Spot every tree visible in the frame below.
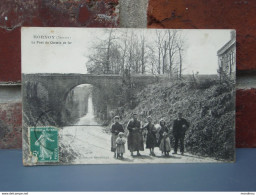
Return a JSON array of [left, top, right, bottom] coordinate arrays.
[[176, 32, 185, 79], [162, 40, 168, 74], [154, 29, 184, 76], [167, 30, 178, 77], [155, 29, 164, 75], [86, 29, 120, 74], [105, 28, 115, 74], [86, 29, 185, 77], [147, 45, 158, 74], [119, 29, 128, 75], [140, 33, 146, 74]]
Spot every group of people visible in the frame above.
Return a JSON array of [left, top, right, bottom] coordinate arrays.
[[110, 112, 189, 159]]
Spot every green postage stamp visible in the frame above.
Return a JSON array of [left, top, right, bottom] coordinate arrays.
[[29, 126, 59, 163]]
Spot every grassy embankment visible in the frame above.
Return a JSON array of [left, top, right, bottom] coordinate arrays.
[[117, 75, 235, 161]]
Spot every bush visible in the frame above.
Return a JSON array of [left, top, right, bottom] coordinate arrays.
[[111, 77, 235, 161], [197, 78, 218, 89]]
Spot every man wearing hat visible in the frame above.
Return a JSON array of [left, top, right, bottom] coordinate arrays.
[[127, 113, 144, 156], [172, 112, 189, 155], [111, 116, 124, 158]]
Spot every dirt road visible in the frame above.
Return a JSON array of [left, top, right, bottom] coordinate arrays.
[[59, 98, 218, 164]]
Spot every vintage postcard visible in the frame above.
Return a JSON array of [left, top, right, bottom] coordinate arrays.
[[22, 27, 236, 165]]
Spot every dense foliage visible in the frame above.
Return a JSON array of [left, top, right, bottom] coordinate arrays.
[[116, 76, 235, 161]]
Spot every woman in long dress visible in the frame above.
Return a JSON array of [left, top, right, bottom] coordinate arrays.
[[158, 119, 171, 157], [142, 116, 157, 156], [127, 113, 144, 156]]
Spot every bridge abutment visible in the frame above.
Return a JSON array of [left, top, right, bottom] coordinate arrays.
[[23, 73, 161, 127]]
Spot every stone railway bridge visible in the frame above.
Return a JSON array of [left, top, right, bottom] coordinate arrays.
[[23, 73, 163, 126]]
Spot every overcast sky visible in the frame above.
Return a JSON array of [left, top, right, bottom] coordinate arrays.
[[22, 27, 232, 75]]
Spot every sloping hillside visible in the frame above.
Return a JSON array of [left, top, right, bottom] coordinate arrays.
[[118, 77, 235, 161]]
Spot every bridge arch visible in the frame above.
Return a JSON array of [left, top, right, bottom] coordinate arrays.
[[23, 73, 161, 127]]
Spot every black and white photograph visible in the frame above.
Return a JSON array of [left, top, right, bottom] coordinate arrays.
[[22, 27, 236, 165]]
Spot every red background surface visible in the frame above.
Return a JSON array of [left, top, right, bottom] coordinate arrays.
[[0, 103, 22, 148]]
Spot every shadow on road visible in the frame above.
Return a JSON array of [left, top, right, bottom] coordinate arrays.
[[155, 155, 182, 159], [176, 153, 205, 159], [116, 157, 134, 162], [131, 155, 154, 160]]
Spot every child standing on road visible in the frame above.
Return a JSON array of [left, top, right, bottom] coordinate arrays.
[[159, 131, 171, 156], [116, 132, 126, 159], [158, 119, 171, 157]]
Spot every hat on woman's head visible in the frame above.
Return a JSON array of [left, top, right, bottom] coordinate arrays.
[[114, 116, 120, 119], [160, 119, 166, 124], [118, 132, 124, 136]]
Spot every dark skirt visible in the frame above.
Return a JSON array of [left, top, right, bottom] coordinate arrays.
[[128, 131, 144, 151], [146, 132, 157, 149]]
